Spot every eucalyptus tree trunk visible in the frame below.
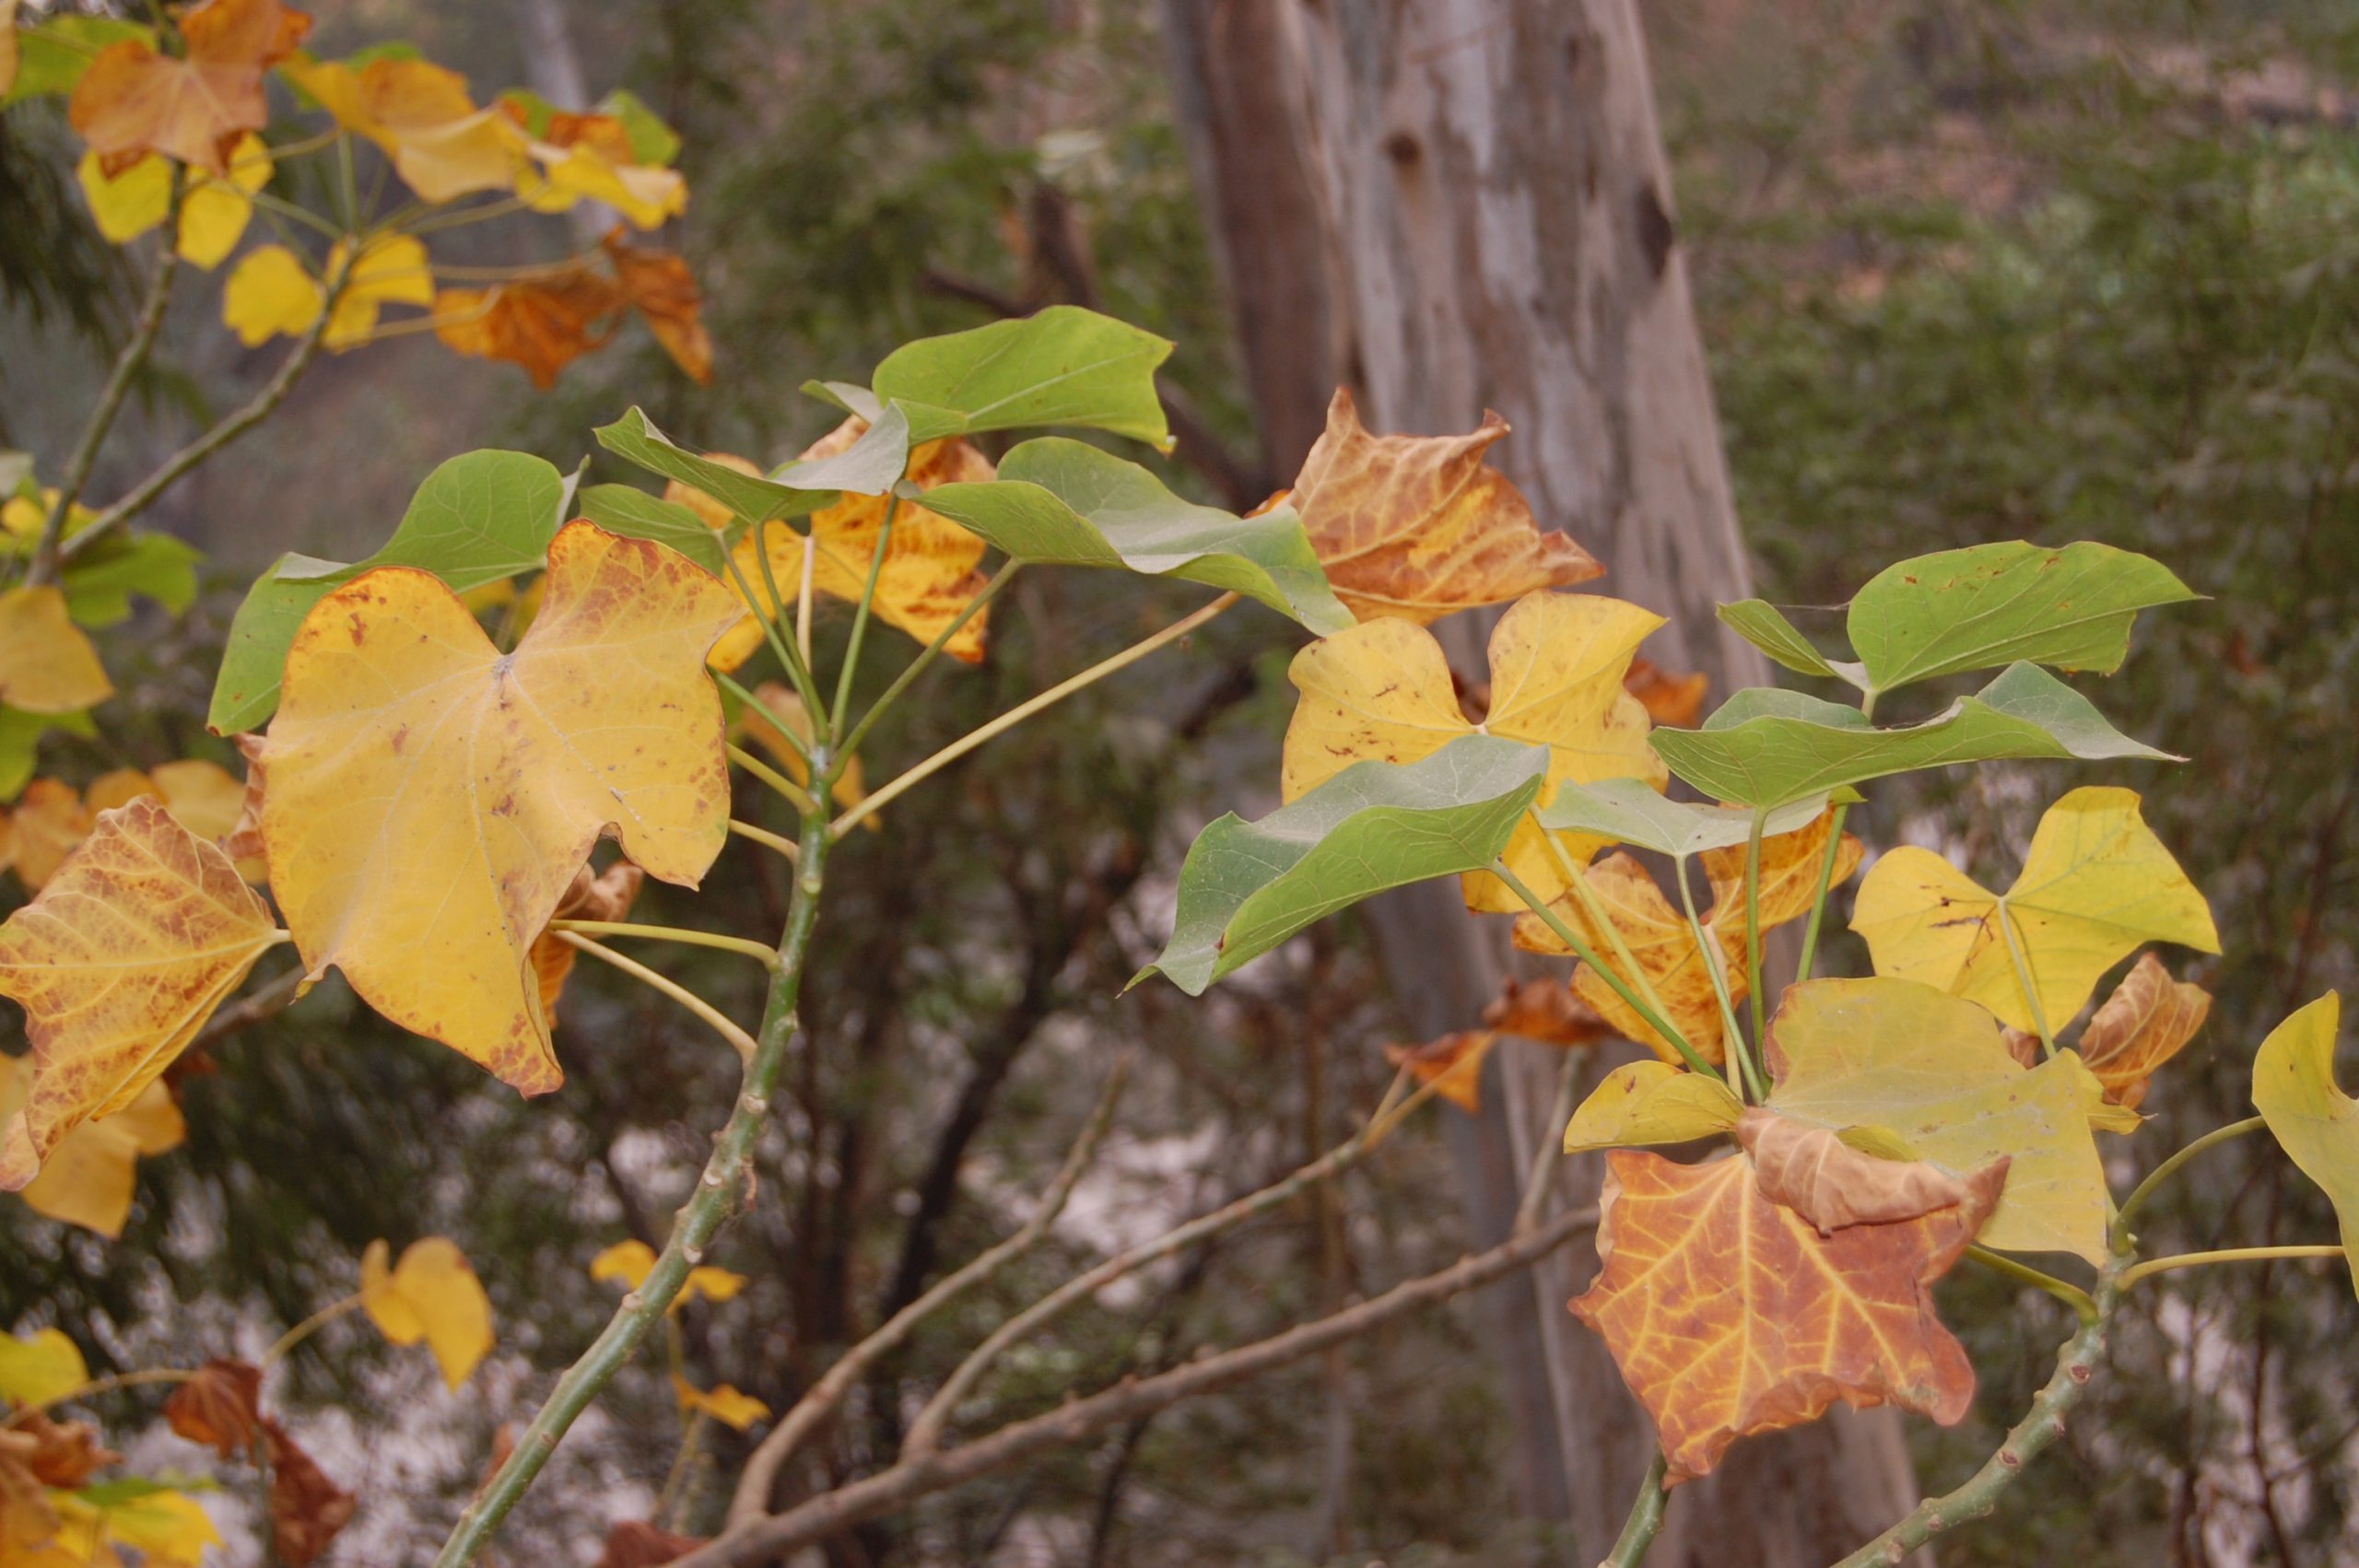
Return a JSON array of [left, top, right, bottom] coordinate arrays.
[[1163, 2, 1923, 1560]]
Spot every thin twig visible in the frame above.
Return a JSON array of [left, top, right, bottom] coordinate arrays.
[[725, 1050, 1134, 1527], [728, 743, 819, 815], [547, 919, 781, 969], [2120, 1246, 2344, 1291], [729, 818, 800, 861], [1512, 1048, 1584, 1237]]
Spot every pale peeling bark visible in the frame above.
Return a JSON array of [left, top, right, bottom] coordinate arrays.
[[1163, 1, 1924, 1559]]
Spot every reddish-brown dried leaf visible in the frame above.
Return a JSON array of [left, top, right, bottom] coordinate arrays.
[[1570, 1149, 2001, 1481], [1482, 976, 1613, 1047], [1382, 1031, 1495, 1115], [2075, 953, 2212, 1110], [1623, 658, 1708, 729], [68, 0, 311, 174], [604, 229, 712, 384], [264, 1418, 355, 1567], [1734, 1107, 1991, 1233], [531, 860, 647, 1014], [1285, 389, 1601, 623], [4, 1410, 118, 1488], [164, 1358, 264, 1459], [433, 263, 625, 388], [595, 1519, 710, 1568]]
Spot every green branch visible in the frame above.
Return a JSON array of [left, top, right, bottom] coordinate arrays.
[[1603, 1452, 1670, 1566]]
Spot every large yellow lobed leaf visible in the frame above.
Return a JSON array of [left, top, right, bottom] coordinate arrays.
[[0, 798, 276, 1189], [2251, 993, 2359, 1294], [259, 522, 741, 1094]]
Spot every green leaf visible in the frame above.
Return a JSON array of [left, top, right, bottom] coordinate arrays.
[[574, 485, 727, 575], [801, 379, 884, 423], [60, 532, 203, 626], [1650, 661, 2172, 807], [0, 707, 96, 800], [2251, 992, 2359, 1296], [1848, 541, 2197, 693], [593, 406, 909, 524], [1137, 736, 1549, 996], [1716, 600, 1862, 685], [920, 438, 1352, 634], [208, 451, 564, 732], [599, 88, 681, 166], [5, 18, 152, 103], [869, 306, 1174, 448], [1534, 777, 1843, 859], [75, 1476, 217, 1507]]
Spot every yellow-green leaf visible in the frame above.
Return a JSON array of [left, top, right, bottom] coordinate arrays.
[[1562, 1060, 1742, 1153], [0, 1326, 87, 1407], [2251, 993, 2358, 1296]]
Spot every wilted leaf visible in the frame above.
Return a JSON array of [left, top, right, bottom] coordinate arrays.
[[603, 230, 711, 383], [0, 1061, 182, 1237], [262, 1418, 353, 1566], [0, 799, 278, 1189], [0, 588, 112, 714], [1282, 591, 1664, 912], [2251, 993, 2358, 1295], [0, 1328, 85, 1407], [432, 263, 624, 388], [714, 418, 994, 666], [284, 53, 523, 203], [360, 1236, 495, 1388], [1735, 1108, 1993, 1233], [672, 1376, 769, 1432], [1279, 388, 1600, 623], [1572, 1148, 1998, 1481], [1763, 977, 2133, 1262], [530, 860, 643, 1015], [1852, 786, 2219, 1036], [1141, 736, 1546, 996], [1561, 1060, 1742, 1154], [595, 1519, 709, 1568], [8, 1409, 115, 1487], [1383, 1031, 1495, 1115], [588, 1238, 747, 1308], [2075, 954, 2211, 1110], [1483, 976, 1612, 1047], [67, 0, 310, 174], [259, 522, 739, 1093], [162, 1359, 263, 1458], [1650, 662, 2171, 808]]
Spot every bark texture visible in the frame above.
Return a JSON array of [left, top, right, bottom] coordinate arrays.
[[1162, 0, 1924, 1559]]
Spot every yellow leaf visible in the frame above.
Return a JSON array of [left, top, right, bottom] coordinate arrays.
[[710, 419, 995, 670], [0, 1328, 87, 1407], [1, 1058, 182, 1238], [513, 111, 685, 230], [66, 0, 310, 175], [76, 135, 269, 267], [360, 1236, 495, 1388], [324, 233, 433, 349], [589, 1237, 746, 1308], [84, 1490, 217, 1568], [258, 522, 742, 1095], [0, 798, 277, 1190], [6, 781, 90, 891], [1562, 1059, 1743, 1153], [734, 683, 866, 817], [280, 54, 525, 204], [1285, 389, 1602, 623], [672, 1375, 768, 1432], [1851, 786, 2219, 1036], [1763, 977, 2132, 1263], [146, 759, 247, 844], [2251, 993, 2358, 1296], [1282, 590, 1663, 913], [222, 244, 322, 345], [5, 763, 256, 892], [0, 588, 113, 714]]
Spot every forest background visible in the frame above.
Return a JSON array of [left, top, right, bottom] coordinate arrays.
[[3, 0, 2356, 1563]]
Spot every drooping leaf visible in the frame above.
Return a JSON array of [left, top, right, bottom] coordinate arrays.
[[0, 588, 112, 713], [66, 0, 311, 174], [162, 1359, 264, 1458], [593, 405, 909, 524], [1280, 388, 1600, 624], [1851, 786, 2219, 1036], [0, 1061, 182, 1237], [1570, 1147, 1999, 1481], [261, 1417, 353, 1565], [1282, 591, 1664, 912], [602, 230, 711, 383], [866, 305, 1173, 448], [1138, 735, 1548, 996], [1763, 977, 2135, 1262], [13, 1408, 113, 1488], [1561, 1060, 1742, 1154], [281, 53, 524, 203], [1735, 1108, 1992, 1233], [2072, 954, 2212, 1111], [260, 522, 740, 1094], [1846, 541, 2197, 695], [1383, 1031, 1495, 1116], [0, 799, 277, 1189], [574, 486, 726, 576], [1651, 661, 2171, 808], [922, 437, 1348, 634], [710, 417, 992, 666], [2250, 993, 2358, 1295], [360, 1236, 495, 1388], [209, 449, 567, 732]]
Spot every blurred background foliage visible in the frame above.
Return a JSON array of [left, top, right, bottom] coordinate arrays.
[[3, 0, 2355, 1562]]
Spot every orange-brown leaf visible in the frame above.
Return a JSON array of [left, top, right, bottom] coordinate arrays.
[[1734, 1107, 1994, 1232], [164, 1358, 264, 1459], [595, 1519, 710, 1568], [68, 0, 311, 174], [0, 798, 278, 1189], [1623, 658, 1708, 729], [604, 230, 712, 384], [5, 1410, 118, 1488], [1482, 976, 1613, 1047], [1285, 388, 1601, 624], [1511, 853, 1744, 1066], [1570, 1149, 2000, 1481], [433, 264, 624, 388], [1700, 808, 1863, 930], [263, 1418, 354, 1567], [1382, 1030, 1495, 1115], [2075, 952, 2211, 1110], [531, 860, 646, 1014]]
